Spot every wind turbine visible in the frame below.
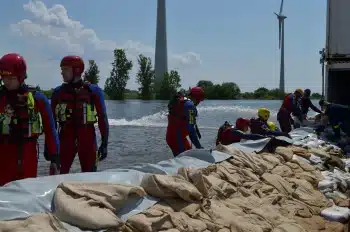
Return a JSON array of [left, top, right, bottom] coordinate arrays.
[[274, 0, 286, 94]]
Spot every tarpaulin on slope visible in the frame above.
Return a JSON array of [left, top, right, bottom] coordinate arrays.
[[0, 130, 297, 227], [0, 149, 230, 223]]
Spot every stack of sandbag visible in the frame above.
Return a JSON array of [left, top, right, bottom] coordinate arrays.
[[124, 145, 346, 232], [0, 182, 148, 232], [0, 145, 347, 231]]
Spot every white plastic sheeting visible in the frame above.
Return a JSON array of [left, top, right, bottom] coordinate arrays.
[[0, 149, 233, 222], [0, 134, 286, 226], [1, 126, 344, 229]]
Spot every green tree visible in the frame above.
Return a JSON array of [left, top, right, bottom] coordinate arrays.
[[268, 88, 285, 100], [42, 89, 54, 99], [311, 92, 322, 99], [196, 80, 214, 89], [83, 60, 100, 85], [35, 85, 41, 91], [104, 49, 133, 100], [196, 80, 240, 99], [241, 92, 255, 99], [136, 54, 155, 100], [220, 82, 241, 99], [156, 70, 182, 100], [253, 87, 269, 99]]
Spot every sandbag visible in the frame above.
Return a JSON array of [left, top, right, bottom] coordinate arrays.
[[54, 182, 146, 230], [0, 213, 66, 232]]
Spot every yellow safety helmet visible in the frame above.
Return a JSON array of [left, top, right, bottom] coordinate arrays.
[[295, 88, 303, 95], [258, 108, 270, 121], [267, 121, 277, 131]]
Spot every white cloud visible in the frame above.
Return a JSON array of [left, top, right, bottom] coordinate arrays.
[[9, 0, 202, 88]]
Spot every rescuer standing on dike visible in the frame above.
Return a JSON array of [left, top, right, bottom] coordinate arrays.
[[50, 55, 109, 174], [166, 87, 204, 156], [0, 53, 60, 185], [277, 89, 304, 133]]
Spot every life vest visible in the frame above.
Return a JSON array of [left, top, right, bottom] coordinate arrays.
[[250, 117, 269, 135], [281, 93, 297, 113], [55, 82, 97, 126], [168, 92, 188, 123], [0, 89, 43, 139], [216, 121, 242, 145]]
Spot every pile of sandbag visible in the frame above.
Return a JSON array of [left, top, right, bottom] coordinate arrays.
[[289, 144, 350, 207], [0, 145, 348, 232], [122, 145, 347, 232]]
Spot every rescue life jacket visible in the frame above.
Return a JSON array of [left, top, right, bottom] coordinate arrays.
[[168, 92, 188, 123], [55, 82, 97, 126], [0, 88, 43, 139], [250, 117, 269, 135], [216, 121, 242, 145]]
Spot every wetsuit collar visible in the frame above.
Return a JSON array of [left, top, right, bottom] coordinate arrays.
[[65, 79, 84, 89]]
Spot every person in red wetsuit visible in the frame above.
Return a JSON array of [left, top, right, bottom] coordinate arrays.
[[216, 118, 266, 146], [0, 53, 59, 186], [277, 89, 303, 133], [166, 87, 204, 156], [50, 56, 109, 174], [250, 108, 290, 137]]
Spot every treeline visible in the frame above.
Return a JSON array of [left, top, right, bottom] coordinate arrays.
[[35, 48, 322, 100]]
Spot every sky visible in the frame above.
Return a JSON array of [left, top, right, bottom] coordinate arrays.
[[0, 0, 326, 93]]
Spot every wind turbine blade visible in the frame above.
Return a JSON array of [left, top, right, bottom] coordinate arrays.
[[279, 0, 284, 14], [278, 21, 282, 49]]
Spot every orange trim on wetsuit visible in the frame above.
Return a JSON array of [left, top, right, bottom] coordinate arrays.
[[51, 81, 109, 173]]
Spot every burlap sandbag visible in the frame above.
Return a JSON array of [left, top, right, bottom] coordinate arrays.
[[0, 213, 67, 232], [54, 182, 146, 230]]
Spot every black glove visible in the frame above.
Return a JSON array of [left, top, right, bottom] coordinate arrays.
[[50, 154, 61, 173], [283, 133, 292, 139], [43, 143, 50, 161], [50, 153, 60, 165], [44, 143, 61, 167], [98, 138, 108, 161]]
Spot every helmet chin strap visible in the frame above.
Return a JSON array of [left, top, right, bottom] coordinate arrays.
[[68, 76, 82, 84]]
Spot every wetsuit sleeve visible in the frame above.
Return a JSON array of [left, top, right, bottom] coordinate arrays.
[[308, 99, 322, 114], [231, 130, 266, 140], [89, 84, 109, 143], [184, 101, 202, 148], [50, 87, 60, 129], [34, 91, 60, 156], [259, 123, 290, 137]]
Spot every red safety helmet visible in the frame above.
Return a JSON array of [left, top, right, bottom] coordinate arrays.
[[60, 55, 84, 76], [188, 87, 205, 103], [235, 117, 250, 131], [0, 53, 27, 82]]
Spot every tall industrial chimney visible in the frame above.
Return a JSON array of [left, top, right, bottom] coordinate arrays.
[[154, 0, 168, 85]]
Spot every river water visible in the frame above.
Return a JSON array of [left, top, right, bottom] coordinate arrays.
[[37, 99, 319, 176]]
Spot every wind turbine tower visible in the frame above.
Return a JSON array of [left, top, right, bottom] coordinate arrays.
[[275, 0, 286, 93], [154, 0, 168, 85]]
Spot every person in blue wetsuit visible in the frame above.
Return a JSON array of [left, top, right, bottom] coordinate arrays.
[[50, 55, 109, 174], [166, 87, 204, 156], [216, 118, 266, 146], [319, 99, 350, 139]]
